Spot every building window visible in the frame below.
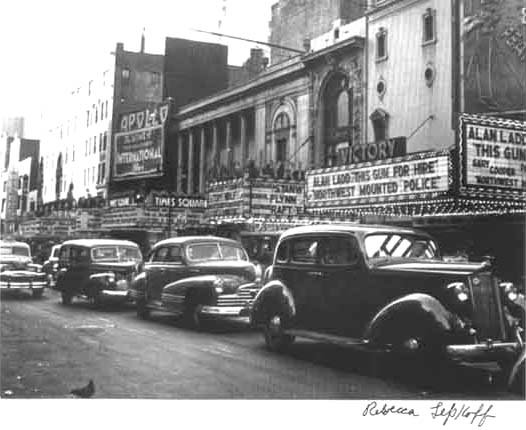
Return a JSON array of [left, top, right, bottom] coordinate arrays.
[[370, 108, 389, 142], [150, 72, 160, 86], [100, 102, 104, 119], [122, 68, 130, 82], [376, 27, 388, 61], [92, 166, 95, 183], [95, 106, 98, 123], [101, 163, 105, 182], [105, 101, 109, 119], [88, 80, 93, 95], [86, 110, 90, 127], [85, 140, 88, 156], [423, 9, 437, 45], [323, 73, 352, 167], [93, 135, 97, 153], [99, 133, 103, 152], [103, 132, 107, 151], [273, 112, 291, 165]]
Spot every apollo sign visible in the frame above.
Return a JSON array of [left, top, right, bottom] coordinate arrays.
[[119, 103, 170, 132]]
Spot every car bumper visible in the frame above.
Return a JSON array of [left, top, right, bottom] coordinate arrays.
[[200, 305, 250, 317], [446, 341, 522, 362], [0, 281, 47, 290], [99, 290, 130, 300]]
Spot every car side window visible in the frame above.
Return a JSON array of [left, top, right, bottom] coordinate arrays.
[[320, 236, 360, 266], [59, 246, 70, 264], [166, 246, 183, 263], [151, 246, 169, 262], [71, 246, 89, 265], [276, 241, 288, 263], [291, 238, 319, 264]]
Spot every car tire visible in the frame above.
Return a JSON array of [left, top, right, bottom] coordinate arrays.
[[263, 312, 295, 352], [32, 289, 44, 299], [61, 292, 72, 305], [136, 299, 150, 319]]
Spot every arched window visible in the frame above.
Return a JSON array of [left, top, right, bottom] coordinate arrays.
[[274, 112, 291, 164], [323, 73, 352, 167]]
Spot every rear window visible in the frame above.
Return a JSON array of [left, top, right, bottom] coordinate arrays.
[[0, 245, 30, 257], [186, 242, 248, 262], [364, 233, 439, 260], [91, 246, 142, 262]]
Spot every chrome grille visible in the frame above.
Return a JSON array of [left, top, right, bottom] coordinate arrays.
[[216, 286, 257, 308], [470, 272, 505, 340]]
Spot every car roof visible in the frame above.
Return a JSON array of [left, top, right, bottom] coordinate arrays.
[[153, 235, 241, 248], [279, 223, 430, 240], [60, 238, 139, 248], [0, 240, 30, 248]]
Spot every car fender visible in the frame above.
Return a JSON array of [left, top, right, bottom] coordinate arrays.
[[129, 272, 147, 299], [364, 293, 461, 347], [251, 280, 296, 326], [162, 275, 217, 305]]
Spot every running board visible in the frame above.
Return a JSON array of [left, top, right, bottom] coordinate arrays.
[[285, 329, 370, 348]]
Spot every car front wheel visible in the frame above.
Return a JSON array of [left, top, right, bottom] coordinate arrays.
[[263, 312, 295, 352]]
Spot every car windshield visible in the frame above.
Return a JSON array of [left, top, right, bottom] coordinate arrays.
[[187, 243, 248, 262], [0, 245, 30, 257], [51, 246, 61, 258], [364, 233, 440, 260], [91, 246, 142, 262]]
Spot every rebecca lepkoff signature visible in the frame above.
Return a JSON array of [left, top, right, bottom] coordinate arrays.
[[362, 401, 496, 427], [430, 402, 496, 427]]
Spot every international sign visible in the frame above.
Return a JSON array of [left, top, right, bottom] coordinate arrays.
[[113, 125, 164, 180], [459, 115, 526, 196], [306, 152, 450, 207]]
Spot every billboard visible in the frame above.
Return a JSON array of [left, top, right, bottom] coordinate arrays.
[[112, 103, 170, 181], [459, 114, 526, 198], [461, 0, 525, 115]]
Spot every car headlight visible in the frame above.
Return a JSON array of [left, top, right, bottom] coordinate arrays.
[[254, 264, 263, 282], [500, 282, 519, 303], [213, 278, 224, 294], [447, 282, 470, 303]]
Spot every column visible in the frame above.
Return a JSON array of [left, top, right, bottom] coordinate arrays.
[[176, 133, 184, 193], [212, 121, 218, 174], [199, 126, 206, 194], [225, 118, 232, 174], [187, 129, 194, 194], [240, 113, 247, 170]]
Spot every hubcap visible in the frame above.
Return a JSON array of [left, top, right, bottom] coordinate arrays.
[[269, 315, 281, 334]]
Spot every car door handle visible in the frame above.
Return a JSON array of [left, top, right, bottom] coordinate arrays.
[[307, 271, 324, 277]]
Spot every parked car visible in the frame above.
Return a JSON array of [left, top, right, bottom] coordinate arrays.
[[0, 240, 48, 298], [56, 239, 143, 306], [251, 224, 525, 388], [42, 244, 61, 287], [128, 236, 261, 328]]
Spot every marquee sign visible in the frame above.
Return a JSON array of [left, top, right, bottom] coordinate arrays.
[[207, 179, 246, 217], [459, 114, 526, 198], [112, 102, 170, 181], [250, 179, 305, 216], [306, 151, 450, 207]]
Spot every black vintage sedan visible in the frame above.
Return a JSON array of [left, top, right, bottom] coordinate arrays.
[[56, 239, 143, 306], [251, 224, 525, 388], [128, 236, 260, 328]]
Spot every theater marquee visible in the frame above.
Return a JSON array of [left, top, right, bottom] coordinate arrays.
[[459, 114, 526, 198], [306, 152, 450, 207]]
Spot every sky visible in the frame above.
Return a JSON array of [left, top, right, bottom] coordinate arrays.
[[0, 0, 275, 137]]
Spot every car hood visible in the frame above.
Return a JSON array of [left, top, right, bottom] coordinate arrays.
[[371, 259, 488, 276]]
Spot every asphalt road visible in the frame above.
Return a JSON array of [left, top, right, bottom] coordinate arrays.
[[1, 289, 522, 400]]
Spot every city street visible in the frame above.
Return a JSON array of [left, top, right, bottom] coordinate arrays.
[[1, 289, 521, 400]]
